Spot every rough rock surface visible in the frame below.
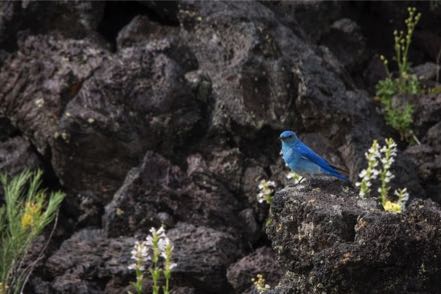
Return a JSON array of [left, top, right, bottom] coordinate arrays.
[[266, 179, 441, 294], [227, 247, 282, 293]]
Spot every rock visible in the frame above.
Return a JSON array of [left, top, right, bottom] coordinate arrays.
[[362, 55, 388, 93], [168, 223, 244, 293], [0, 29, 202, 203], [0, 116, 41, 177], [170, 287, 196, 294], [39, 223, 244, 294], [412, 62, 441, 82], [405, 121, 441, 203], [227, 247, 282, 293], [0, 1, 105, 50], [178, 0, 348, 137], [52, 38, 201, 202], [116, 15, 178, 49], [238, 208, 261, 243], [410, 93, 441, 136], [0, 33, 107, 157], [266, 178, 441, 293], [141, 1, 180, 24], [321, 18, 367, 72], [104, 151, 242, 238], [0, 136, 41, 176], [40, 229, 134, 294], [263, 1, 344, 43], [0, 116, 18, 141]]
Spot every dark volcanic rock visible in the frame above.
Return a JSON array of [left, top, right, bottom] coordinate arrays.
[[320, 18, 367, 73], [0, 30, 202, 203], [0, 117, 41, 176], [0, 136, 41, 176], [168, 222, 244, 293], [411, 93, 441, 136], [42, 229, 134, 294], [39, 223, 243, 294], [0, 1, 104, 50], [0, 33, 107, 157], [116, 15, 181, 50], [104, 151, 242, 238], [227, 247, 282, 293], [177, 1, 399, 188], [52, 38, 201, 202], [266, 179, 441, 294]]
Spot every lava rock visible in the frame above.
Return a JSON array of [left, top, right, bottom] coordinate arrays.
[[321, 18, 367, 72], [41, 229, 134, 294], [104, 151, 242, 238], [266, 178, 441, 293], [0, 1, 105, 50], [51, 38, 201, 202], [0, 33, 107, 157], [168, 222, 245, 293], [411, 93, 441, 136], [227, 247, 282, 293], [0, 136, 41, 176]]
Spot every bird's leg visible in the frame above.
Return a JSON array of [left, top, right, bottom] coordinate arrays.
[[287, 175, 306, 187]]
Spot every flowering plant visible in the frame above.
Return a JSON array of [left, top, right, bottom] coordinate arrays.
[[128, 226, 176, 294], [356, 138, 409, 213]]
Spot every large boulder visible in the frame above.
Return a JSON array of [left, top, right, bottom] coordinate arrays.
[[37, 223, 244, 294], [103, 150, 252, 239], [266, 178, 441, 293]]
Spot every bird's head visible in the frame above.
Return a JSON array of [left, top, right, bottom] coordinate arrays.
[[279, 130, 298, 144]]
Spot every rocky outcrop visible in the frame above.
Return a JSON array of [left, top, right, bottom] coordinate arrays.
[[266, 179, 441, 293], [0, 1, 440, 293]]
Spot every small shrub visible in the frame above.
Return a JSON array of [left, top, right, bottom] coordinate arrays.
[[356, 139, 409, 213], [376, 7, 421, 142], [0, 170, 64, 294]]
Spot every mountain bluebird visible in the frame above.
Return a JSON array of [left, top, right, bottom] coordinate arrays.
[[280, 130, 347, 181]]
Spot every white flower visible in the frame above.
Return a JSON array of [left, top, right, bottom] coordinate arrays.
[[169, 263, 177, 270], [159, 237, 172, 255], [257, 179, 276, 205], [145, 235, 153, 247], [359, 170, 367, 178], [128, 240, 149, 271]]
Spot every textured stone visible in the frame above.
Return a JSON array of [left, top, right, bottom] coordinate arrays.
[[266, 178, 441, 294], [227, 247, 282, 293]]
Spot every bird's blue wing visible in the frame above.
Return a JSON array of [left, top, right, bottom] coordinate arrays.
[[293, 141, 347, 180], [294, 141, 334, 170]]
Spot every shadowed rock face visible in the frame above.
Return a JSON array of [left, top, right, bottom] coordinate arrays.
[[0, 1, 440, 293], [266, 179, 441, 294]]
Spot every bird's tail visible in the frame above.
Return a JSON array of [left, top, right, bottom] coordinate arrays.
[[327, 165, 349, 181]]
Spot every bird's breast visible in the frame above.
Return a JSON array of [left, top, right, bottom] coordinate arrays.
[[281, 145, 299, 165]]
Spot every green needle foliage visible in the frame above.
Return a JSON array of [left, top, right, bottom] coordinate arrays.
[[376, 7, 421, 142], [0, 170, 64, 294]]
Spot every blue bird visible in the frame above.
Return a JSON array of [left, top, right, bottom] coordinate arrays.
[[279, 130, 347, 181]]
